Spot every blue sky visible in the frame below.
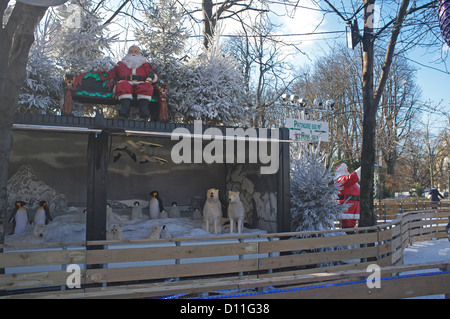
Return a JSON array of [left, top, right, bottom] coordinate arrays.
[[106, 0, 449, 131], [266, 1, 450, 131]]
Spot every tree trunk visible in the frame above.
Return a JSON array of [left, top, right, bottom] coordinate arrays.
[[359, 0, 410, 226], [359, 0, 378, 227], [202, 0, 214, 48], [0, 3, 48, 243]]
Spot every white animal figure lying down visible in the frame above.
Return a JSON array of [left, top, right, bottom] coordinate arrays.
[[106, 224, 124, 240]]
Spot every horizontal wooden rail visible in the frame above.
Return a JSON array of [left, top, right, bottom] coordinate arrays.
[[375, 200, 450, 223], [0, 209, 448, 298], [3, 261, 449, 299]]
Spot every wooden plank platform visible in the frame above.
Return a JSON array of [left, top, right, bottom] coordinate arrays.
[[0, 209, 448, 299]]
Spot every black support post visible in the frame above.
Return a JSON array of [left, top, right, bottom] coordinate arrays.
[[277, 128, 291, 232], [86, 130, 109, 242]]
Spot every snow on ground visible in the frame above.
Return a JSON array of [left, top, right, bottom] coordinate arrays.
[[4, 205, 266, 245], [401, 238, 450, 299], [403, 238, 450, 265]]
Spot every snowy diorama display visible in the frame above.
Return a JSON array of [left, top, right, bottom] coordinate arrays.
[[5, 201, 266, 245], [5, 165, 266, 245]]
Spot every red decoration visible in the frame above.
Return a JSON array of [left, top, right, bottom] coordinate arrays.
[[62, 74, 74, 115], [158, 84, 169, 122]]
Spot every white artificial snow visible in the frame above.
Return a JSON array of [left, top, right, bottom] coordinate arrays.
[[403, 238, 450, 265], [4, 204, 266, 245], [401, 238, 450, 299]]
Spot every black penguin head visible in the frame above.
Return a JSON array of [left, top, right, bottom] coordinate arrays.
[[172, 202, 177, 206], [134, 201, 140, 206], [39, 201, 47, 208], [15, 201, 29, 208], [148, 191, 159, 198]]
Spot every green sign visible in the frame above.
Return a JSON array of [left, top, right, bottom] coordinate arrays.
[[285, 118, 329, 142]]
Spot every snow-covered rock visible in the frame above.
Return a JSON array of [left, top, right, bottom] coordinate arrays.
[[7, 165, 68, 214]]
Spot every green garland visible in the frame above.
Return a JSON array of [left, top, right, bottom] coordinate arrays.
[[77, 72, 158, 101], [83, 72, 111, 87], [74, 91, 158, 102], [74, 91, 114, 98]]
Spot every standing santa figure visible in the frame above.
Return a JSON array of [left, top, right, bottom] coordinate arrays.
[[108, 45, 158, 118], [334, 163, 361, 229]]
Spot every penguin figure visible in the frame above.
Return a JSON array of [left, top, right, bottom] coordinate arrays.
[[192, 208, 202, 220], [34, 201, 52, 225], [148, 191, 163, 219], [106, 202, 114, 221], [131, 201, 143, 220], [169, 202, 180, 218], [160, 210, 168, 218], [160, 225, 172, 239], [9, 201, 30, 234], [80, 209, 87, 223]]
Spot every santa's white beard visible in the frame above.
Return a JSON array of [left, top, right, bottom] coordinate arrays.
[[121, 53, 148, 70]]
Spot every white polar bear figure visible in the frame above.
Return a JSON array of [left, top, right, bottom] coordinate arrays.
[[227, 191, 245, 234]]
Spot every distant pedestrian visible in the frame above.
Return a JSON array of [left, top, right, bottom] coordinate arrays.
[[428, 187, 444, 209], [446, 221, 450, 242]]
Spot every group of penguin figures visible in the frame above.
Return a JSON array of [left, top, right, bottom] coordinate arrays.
[[9, 200, 52, 236], [106, 190, 175, 241]]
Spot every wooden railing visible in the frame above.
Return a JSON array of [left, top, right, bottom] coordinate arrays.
[[0, 209, 449, 298], [375, 199, 450, 222]]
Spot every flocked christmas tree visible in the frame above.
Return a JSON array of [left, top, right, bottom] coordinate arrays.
[[290, 144, 349, 266], [135, 0, 190, 64], [182, 31, 248, 125], [17, 9, 62, 114], [135, 0, 193, 122], [18, 49, 62, 114], [290, 143, 348, 233], [53, 0, 116, 75]]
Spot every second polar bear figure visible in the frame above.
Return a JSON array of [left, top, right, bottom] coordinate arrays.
[[203, 188, 222, 234], [227, 191, 245, 234]]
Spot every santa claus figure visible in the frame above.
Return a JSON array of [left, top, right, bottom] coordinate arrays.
[[334, 163, 361, 228], [108, 45, 158, 118]]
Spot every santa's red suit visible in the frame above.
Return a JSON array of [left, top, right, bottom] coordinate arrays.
[[108, 61, 158, 101], [334, 163, 361, 228]]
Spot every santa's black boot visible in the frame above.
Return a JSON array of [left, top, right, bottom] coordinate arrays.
[[118, 98, 132, 118], [138, 99, 150, 119]]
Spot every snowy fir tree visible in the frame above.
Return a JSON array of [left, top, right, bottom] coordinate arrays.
[[181, 33, 248, 125], [18, 50, 62, 114], [136, 0, 193, 122], [18, 11, 62, 114], [53, 0, 116, 75], [290, 144, 349, 266], [290, 143, 348, 233], [135, 0, 190, 64]]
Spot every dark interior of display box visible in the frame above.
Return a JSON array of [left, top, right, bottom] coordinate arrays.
[[7, 124, 288, 237]]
